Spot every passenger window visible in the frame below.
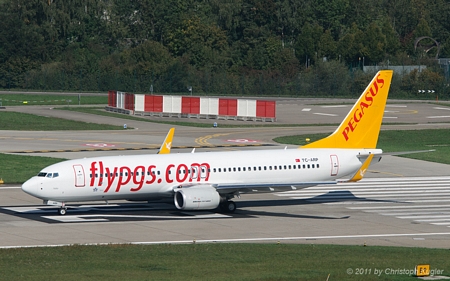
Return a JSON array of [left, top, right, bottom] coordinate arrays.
[[317, 164, 320, 168]]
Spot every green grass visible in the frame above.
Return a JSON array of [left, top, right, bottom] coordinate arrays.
[[0, 111, 123, 130], [0, 243, 447, 281], [0, 94, 107, 105], [0, 153, 63, 183], [274, 129, 450, 164]]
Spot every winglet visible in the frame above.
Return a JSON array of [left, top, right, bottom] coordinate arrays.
[[347, 154, 374, 182], [157, 128, 175, 154], [302, 70, 393, 149]]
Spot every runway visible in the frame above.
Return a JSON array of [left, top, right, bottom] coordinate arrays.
[[1, 175, 450, 248], [1, 99, 450, 248]]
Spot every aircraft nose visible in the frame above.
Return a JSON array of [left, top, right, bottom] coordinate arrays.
[[22, 178, 38, 196]]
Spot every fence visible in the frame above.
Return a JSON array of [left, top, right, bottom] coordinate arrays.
[[107, 91, 276, 122]]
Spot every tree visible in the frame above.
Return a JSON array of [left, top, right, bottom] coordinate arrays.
[[361, 22, 386, 63]]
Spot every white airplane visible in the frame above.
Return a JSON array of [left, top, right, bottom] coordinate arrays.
[[22, 70, 393, 215]]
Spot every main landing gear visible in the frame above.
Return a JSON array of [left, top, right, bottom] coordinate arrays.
[[219, 200, 236, 213]]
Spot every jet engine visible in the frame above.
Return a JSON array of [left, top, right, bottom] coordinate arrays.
[[174, 186, 220, 211]]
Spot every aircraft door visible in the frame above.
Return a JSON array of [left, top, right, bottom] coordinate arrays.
[[190, 167, 198, 180], [73, 164, 85, 187], [200, 166, 207, 179], [330, 155, 339, 176]]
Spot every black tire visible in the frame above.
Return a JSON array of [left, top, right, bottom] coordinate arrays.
[[58, 208, 67, 216], [220, 201, 236, 213]]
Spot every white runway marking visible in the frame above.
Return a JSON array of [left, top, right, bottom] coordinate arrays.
[[275, 176, 450, 228], [2, 232, 450, 249], [320, 105, 348, 108], [302, 108, 311, 111], [433, 107, 450, 111], [0, 186, 21, 189], [313, 113, 338, 117]]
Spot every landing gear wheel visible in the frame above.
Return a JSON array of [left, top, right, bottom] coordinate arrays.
[[58, 207, 67, 216], [220, 201, 236, 213]]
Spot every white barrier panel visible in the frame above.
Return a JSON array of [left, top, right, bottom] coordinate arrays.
[[134, 94, 145, 112], [163, 95, 182, 113], [117, 91, 125, 109], [237, 99, 256, 117], [200, 97, 219, 115]]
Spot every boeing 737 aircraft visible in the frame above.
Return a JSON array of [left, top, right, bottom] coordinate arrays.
[[22, 70, 393, 215]]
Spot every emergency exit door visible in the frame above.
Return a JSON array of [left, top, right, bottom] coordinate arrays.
[[330, 155, 339, 176]]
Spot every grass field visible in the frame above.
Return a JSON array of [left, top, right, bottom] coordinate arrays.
[[0, 243, 447, 281], [0, 153, 63, 183], [0, 94, 107, 105], [273, 129, 450, 164], [0, 111, 123, 130]]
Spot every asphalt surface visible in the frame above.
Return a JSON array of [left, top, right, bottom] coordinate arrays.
[[0, 99, 450, 249]]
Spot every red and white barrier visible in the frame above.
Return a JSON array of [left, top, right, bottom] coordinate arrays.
[[107, 92, 276, 121]]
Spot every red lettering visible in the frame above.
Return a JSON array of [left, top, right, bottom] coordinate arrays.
[[376, 74, 385, 88], [176, 164, 189, 183], [99, 161, 104, 186], [145, 165, 157, 184], [364, 92, 373, 105], [359, 101, 370, 116], [116, 167, 131, 192], [190, 163, 210, 182], [342, 127, 350, 141], [348, 118, 357, 132], [131, 166, 145, 192], [369, 80, 379, 97], [104, 167, 117, 193], [166, 164, 175, 183], [89, 162, 97, 187], [353, 108, 362, 122]]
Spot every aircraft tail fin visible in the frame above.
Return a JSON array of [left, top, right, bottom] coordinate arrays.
[[302, 70, 393, 149], [157, 128, 175, 154]]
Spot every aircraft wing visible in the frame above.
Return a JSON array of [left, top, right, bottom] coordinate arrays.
[[172, 181, 338, 195]]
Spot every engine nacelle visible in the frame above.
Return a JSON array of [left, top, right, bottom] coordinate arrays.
[[174, 186, 220, 211]]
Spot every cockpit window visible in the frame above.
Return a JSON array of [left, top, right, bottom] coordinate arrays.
[[38, 172, 59, 178]]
